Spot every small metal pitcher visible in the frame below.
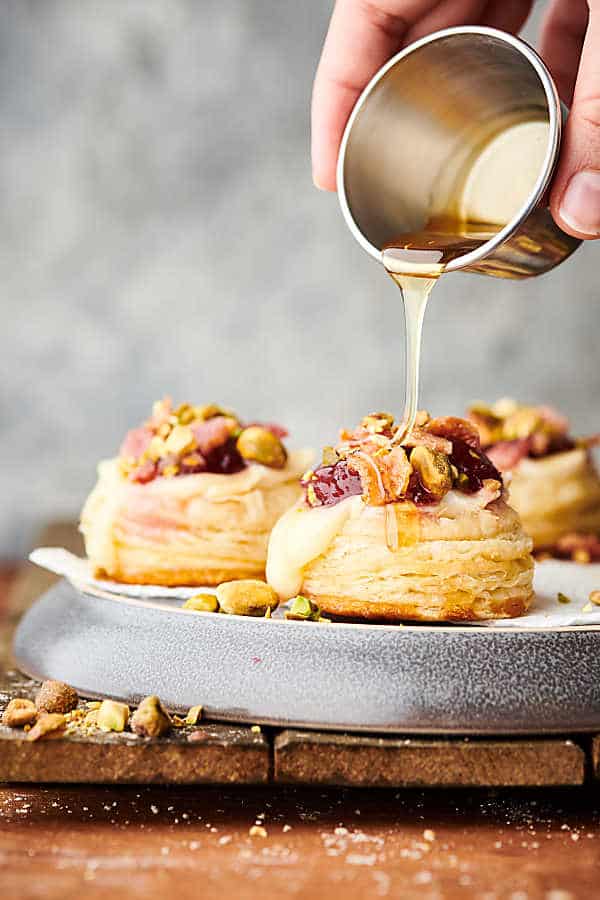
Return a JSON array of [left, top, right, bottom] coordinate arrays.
[[337, 26, 580, 278]]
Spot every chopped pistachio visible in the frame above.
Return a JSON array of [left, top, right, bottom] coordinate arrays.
[[2, 698, 37, 728], [165, 424, 195, 455], [361, 412, 394, 434], [194, 403, 227, 421], [131, 696, 172, 738], [183, 593, 219, 613], [236, 427, 287, 469], [251, 725, 261, 733], [35, 680, 78, 715], [175, 403, 195, 425], [147, 435, 168, 461], [185, 705, 203, 726], [285, 595, 321, 622], [410, 446, 452, 498], [557, 592, 572, 605], [97, 700, 130, 733], [217, 580, 279, 617], [26, 713, 66, 742], [321, 445, 338, 467], [306, 484, 320, 507], [589, 590, 600, 606], [249, 825, 268, 838]]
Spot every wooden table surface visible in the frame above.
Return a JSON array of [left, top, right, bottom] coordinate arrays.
[[2, 565, 600, 899]]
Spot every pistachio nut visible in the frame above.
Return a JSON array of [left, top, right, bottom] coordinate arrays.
[[236, 427, 287, 469], [35, 680, 79, 715], [185, 705, 203, 725], [590, 590, 600, 606], [321, 445, 338, 467], [131, 695, 172, 738], [183, 593, 219, 613], [285, 595, 322, 621], [26, 712, 66, 742], [361, 412, 394, 434], [410, 446, 452, 498], [165, 424, 196, 456], [97, 700, 130, 733], [2, 698, 37, 728], [194, 403, 228, 421], [216, 580, 279, 617]]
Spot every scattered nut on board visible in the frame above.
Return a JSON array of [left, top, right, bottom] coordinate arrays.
[[590, 590, 600, 606], [26, 713, 66, 742], [2, 698, 37, 728], [35, 680, 79, 714], [97, 700, 130, 732], [185, 705, 203, 725], [249, 825, 268, 838], [131, 696, 172, 738]]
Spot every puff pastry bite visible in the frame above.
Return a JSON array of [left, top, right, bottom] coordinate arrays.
[[267, 412, 534, 621], [81, 399, 310, 586], [469, 399, 600, 558]]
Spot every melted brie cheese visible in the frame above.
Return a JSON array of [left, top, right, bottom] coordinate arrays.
[[266, 495, 363, 599]]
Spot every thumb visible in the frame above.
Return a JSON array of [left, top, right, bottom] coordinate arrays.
[[551, 1, 600, 238]]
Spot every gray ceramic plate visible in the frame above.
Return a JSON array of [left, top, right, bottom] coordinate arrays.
[[13, 579, 600, 734]]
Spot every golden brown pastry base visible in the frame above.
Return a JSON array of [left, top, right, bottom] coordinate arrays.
[[297, 496, 534, 622], [92, 564, 264, 587], [303, 591, 530, 622]]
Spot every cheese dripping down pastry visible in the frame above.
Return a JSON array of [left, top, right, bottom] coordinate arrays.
[[267, 411, 534, 622], [81, 398, 312, 586], [468, 399, 600, 560]]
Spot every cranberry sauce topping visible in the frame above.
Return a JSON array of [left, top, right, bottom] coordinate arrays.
[[449, 438, 502, 494], [202, 437, 246, 475], [304, 460, 363, 507]]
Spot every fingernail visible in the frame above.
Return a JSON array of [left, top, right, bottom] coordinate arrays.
[[312, 173, 328, 191], [559, 169, 600, 235]]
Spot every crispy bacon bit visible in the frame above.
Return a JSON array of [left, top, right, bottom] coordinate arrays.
[[403, 427, 452, 455], [380, 446, 413, 499], [426, 416, 481, 450], [348, 453, 386, 505], [486, 439, 532, 472], [129, 460, 157, 484], [119, 427, 153, 460], [191, 416, 238, 456]]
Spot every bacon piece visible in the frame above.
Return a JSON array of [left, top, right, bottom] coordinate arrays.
[[347, 453, 386, 505], [191, 416, 237, 455], [426, 416, 481, 450], [403, 427, 452, 455], [129, 459, 157, 484], [380, 446, 413, 500], [119, 427, 153, 460], [485, 438, 531, 472]]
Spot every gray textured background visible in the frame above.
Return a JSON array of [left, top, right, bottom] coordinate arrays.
[[2, 0, 598, 558]]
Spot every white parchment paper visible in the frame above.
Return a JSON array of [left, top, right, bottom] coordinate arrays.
[[29, 547, 600, 627]]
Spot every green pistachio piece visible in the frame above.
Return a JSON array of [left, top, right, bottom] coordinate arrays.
[[131, 696, 172, 738], [285, 595, 322, 621], [410, 445, 453, 498], [321, 446, 338, 467], [185, 705, 203, 725], [557, 592, 572, 605], [183, 593, 219, 613], [97, 700, 130, 733], [236, 427, 287, 469], [216, 580, 279, 617]]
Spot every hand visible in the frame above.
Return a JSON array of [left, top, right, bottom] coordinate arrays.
[[311, 0, 600, 239]]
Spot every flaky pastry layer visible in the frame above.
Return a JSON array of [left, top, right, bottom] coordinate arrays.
[[508, 448, 600, 548], [80, 451, 311, 586]]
